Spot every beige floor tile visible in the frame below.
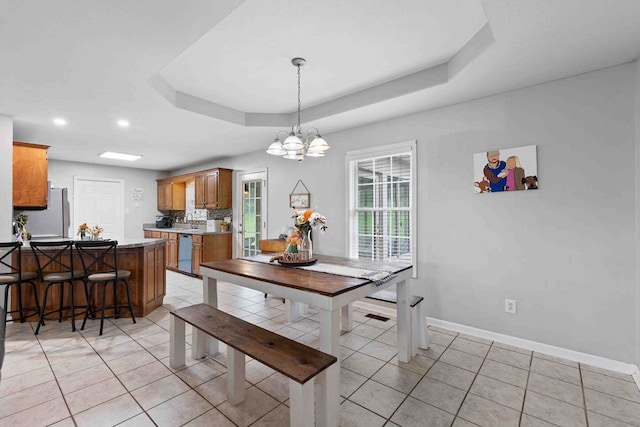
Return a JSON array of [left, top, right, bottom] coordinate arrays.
[[350, 379, 407, 418], [340, 331, 372, 351], [50, 352, 106, 378], [339, 400, 386, 427], [533, 352, 579, 368], [359, 339, 398, 362], [520, 413, 557, 426], [375, 329, 398, 347], [0, 379, 61, 418], [586, 410, 637, 426], [147, 389, 213, 427], [584, 388, 640, 426], [459, 393, 521, 427], [0, 396, 69, 426], [255, 372, 290, 403], [580, 364, 636, 383], [74, 393, 143, 427], [245, 358, 277, 384], [428, 330, 456, 346], [66, 377, 127, 414], [183, 408, 237, 427], [493, 341, 532, 355], [131, 374, 191, 410], [57, 362, 115, 394], [97, 339, 145, 362], [0, 365, 55, 398], [250, 405, 291, 427], [428, 325, 458, 337], [470, 374, 525, 411], [416, 342, 447, 359], [135, 330, 171, 348], [452, 417, 482, 426], [372, 363, 423, 394], [391, 396, 454, 427], [49, 416, 77, 427], [342, 351, 387, 378], [351, 323, 386, 340], [524, 390, 587, 426], [450, 337, 490, 357], [530, 357, 581, 386], [389, 354, 435, 375], [479, 358, 529, 388], [440, 348, 484, 372], [195, 373, 251, 406], [426, 361, 476, 391], [105, 349, 156, 375], [411, 377, 466, 414], [527, 372, 584, 407], [340, 367, 369, 398], [175, 357, 227, 387], [116, 412, 156, 426], [118, 360, 173, 391], [457, 333, 492, 345], [216, 386, 279, 427], [582, 369, 640, 403], [486, 346, 531, 370]]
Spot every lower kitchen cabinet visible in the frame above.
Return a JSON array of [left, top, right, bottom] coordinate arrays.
[[167, 233, 178, 268], [192, 233, 232, 275]]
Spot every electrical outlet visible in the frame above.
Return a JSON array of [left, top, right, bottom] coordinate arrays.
[[505, 298, 517, 314]]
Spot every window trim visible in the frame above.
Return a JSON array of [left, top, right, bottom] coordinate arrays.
[[345, 140, 417, 277]]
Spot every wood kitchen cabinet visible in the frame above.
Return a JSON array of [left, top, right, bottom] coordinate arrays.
[[167, 232, 178, 268], [192, 233, 232, 275], [157, 179, 186, 211], [193, 168, 232, 209], [13, 141, 49, 208]]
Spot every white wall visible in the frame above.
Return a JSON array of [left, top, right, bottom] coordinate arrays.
[[177, 63, 639, 364], [48, 160, 166, 239], [0, 115, 12, 242]]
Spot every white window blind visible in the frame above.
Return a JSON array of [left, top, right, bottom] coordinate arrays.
[[346, 141, 416, 272]]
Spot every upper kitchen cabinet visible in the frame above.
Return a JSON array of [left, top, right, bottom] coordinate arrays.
[[195, 168, 232, 209], [157, 179, 186, 211], [13, 141, 49, 208]]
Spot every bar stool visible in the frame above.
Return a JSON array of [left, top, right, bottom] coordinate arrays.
[[30, 240, 87, 335], [0, 241, 41, 323], [75, 240, 136, 335]]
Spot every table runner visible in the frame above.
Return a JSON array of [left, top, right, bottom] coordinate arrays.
[[244, 254, 397, 286]]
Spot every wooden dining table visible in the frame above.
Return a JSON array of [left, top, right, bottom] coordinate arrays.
[[196, 255, 415, 427]]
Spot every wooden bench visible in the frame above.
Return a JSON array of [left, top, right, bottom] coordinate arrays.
[[169, 303, 337, 427], [365, 290, 429, 354]]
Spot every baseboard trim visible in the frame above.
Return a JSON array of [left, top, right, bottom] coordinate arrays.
[[352, 301, 640, 391]]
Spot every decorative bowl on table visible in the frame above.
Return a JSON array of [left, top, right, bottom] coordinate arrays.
[[277, 256, 318, 267]]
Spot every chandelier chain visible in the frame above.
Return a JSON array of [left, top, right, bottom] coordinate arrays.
[[297, 63, 301, 129]]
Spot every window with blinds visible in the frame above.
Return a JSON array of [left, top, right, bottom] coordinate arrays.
[[347, 141, 416, 270]]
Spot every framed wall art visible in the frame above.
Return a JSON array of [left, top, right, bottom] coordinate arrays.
[[473, 145, 538, 194], [289, 179, 310, 208]]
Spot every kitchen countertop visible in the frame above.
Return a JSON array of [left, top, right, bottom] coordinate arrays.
[[143, 227, 231, 235]]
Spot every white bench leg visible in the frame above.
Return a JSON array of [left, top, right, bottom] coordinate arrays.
[[227, 347, 246, 405], [169, 315, 185, 369], [289, 379, 315, 427], [191, 327, 207, 360]]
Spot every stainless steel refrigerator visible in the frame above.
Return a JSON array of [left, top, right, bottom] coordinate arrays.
[[22, 188, 70, 239]]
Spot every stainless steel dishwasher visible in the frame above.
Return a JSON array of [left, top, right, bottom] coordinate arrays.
[[178, 234, 192, 274]]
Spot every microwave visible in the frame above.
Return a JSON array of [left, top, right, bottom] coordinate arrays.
[[155, 215, 173, 228]]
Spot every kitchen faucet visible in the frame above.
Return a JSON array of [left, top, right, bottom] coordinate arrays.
[[185, 213, 195, 228]]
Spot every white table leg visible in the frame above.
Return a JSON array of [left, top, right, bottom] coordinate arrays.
[[289, 379, 315, 427], [396, 280, 413, 363], [203, 276, 219, 355], [316, 308, 340, 427], [169, 315, 185, 369], [285, 298, 301, 322], [227, 347, 246, 405], [416, 300, 429, 350], [341, 304, 353, 332]]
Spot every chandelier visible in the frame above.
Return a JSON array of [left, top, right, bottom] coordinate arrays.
[[266, 57, 329, 160]]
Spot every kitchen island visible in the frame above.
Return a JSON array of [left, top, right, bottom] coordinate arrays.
[[10, 238, 167, 321]]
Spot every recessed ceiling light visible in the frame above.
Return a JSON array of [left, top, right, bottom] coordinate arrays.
[[99, 151, 142, 161], [117, 120, 130, 128], [53, 118, 67, 126]]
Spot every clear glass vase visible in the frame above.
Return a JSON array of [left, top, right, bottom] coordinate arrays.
[[300, 230, 313, 260]]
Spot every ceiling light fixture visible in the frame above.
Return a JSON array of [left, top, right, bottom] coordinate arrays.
[[53, 118, 67, 126], [117, 119, 130, 128], [99, 151, 142, 161], [267, 57, 329, 161]]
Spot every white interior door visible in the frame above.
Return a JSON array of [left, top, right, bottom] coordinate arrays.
[[235, 170, 267, 257], [73, 177, 125, 240]]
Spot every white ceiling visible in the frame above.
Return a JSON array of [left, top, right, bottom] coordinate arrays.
[[1, 0, 640, 171]]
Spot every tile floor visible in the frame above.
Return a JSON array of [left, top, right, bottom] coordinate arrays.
[[2, 270, 640, 426]]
